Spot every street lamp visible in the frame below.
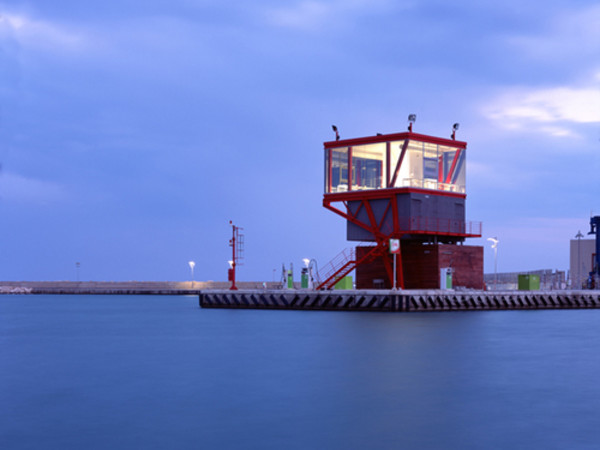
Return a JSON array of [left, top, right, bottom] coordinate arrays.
[[487, 237, 499, 290], [188, 261, 195, 288]]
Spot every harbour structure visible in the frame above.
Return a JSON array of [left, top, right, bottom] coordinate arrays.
[[588, 216, 600, 288], [318, 118, 482, 290]]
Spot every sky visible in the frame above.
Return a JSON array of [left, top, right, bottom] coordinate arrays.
[[0, 0, 599, 282]]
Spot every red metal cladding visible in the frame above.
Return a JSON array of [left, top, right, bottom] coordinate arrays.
[[323, 191, 481, 239], [324, 187, 466, 203], [324, 131, 467, 150]]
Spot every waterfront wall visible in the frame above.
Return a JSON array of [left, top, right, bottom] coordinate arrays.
[[199, 289, 600, 312]]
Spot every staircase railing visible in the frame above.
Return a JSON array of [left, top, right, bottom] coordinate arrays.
[[316, 248, 356, 290]]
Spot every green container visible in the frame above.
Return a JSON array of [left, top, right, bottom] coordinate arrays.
[[334, 276, 353, 290], [518, 274, 540, 290], [301, 273, 309, 289]]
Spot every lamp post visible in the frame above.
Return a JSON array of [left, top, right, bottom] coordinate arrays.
[[487, 237, 499, 290], [188, 261, 195, 288], [575, 230, 583, 289]]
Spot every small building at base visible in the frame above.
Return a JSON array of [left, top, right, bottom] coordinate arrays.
[[355, 242, 484, 290]]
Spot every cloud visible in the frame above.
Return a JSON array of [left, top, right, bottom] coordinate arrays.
[[264, 0, 398, 31], [0, 171, 68, 204], [507, 4, 600, 62], [266, 1, 330, 30], [468, 160, 532, 190], [482, 73, 600, 137], [0, 11, 85, 53]]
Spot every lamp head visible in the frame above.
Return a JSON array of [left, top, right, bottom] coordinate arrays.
[[451, 123, 460, 140], [331, 125, 340, 141], [487, 237, 499, 249], [407, 114, 416, 132]]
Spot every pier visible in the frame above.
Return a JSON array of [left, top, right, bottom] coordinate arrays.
[[3, 282, 600, 312], [199, 289, 600, 312]]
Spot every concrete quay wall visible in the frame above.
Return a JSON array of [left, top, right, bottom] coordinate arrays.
[[199, 289, 600, 312]]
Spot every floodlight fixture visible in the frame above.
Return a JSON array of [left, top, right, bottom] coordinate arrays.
[[487, 237, 499, 249], [451, 123, 460, 140], [303, 258, 310, 268], [331, 125, 340, 141], [407, 114, 416, 132]]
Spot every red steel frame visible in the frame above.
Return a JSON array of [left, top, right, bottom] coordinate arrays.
[[325, 132, 467, 193], [320, 131, 478, 290]]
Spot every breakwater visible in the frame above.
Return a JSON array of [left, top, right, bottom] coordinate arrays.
[[0, 281, 278, 295], [199, 289, 600, 312]]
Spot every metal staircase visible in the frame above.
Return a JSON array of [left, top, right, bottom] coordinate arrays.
[[316, 246, 385, 290]]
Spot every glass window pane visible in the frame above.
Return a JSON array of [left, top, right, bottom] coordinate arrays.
[[329, 147, 348, 192], [436, 145, 466, 192], [389, 140, 405, 187], [351, 143, 385, 190]]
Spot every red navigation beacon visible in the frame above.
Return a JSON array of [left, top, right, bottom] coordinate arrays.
[[321, 121, 483, 290]]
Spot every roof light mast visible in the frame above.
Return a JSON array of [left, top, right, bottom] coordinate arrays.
[[407, 114, 416, 132], [451, 123, 460, 140]]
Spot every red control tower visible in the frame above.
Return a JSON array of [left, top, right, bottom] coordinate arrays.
[[319, 119, 483, 290]]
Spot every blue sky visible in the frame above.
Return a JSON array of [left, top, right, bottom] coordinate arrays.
[[0, 0, 599, 282]]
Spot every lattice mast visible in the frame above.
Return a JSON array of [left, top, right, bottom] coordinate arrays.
[[228, 221, 244, 291]]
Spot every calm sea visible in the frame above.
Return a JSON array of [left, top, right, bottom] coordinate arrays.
[[1, 294, 600, 449]]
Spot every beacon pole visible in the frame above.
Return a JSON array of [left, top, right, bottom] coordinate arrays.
[[229, 221, 238, 291], [393, 253, 397, 290]]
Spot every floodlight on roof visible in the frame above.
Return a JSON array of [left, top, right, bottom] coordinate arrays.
[[407, 114, 416, 132], [451, 122, 460, 140], [331, 125, 340, 141]]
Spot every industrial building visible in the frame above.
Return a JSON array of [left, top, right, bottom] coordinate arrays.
[[570, 237, 596, 289], [318, 120, 483, 290]]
